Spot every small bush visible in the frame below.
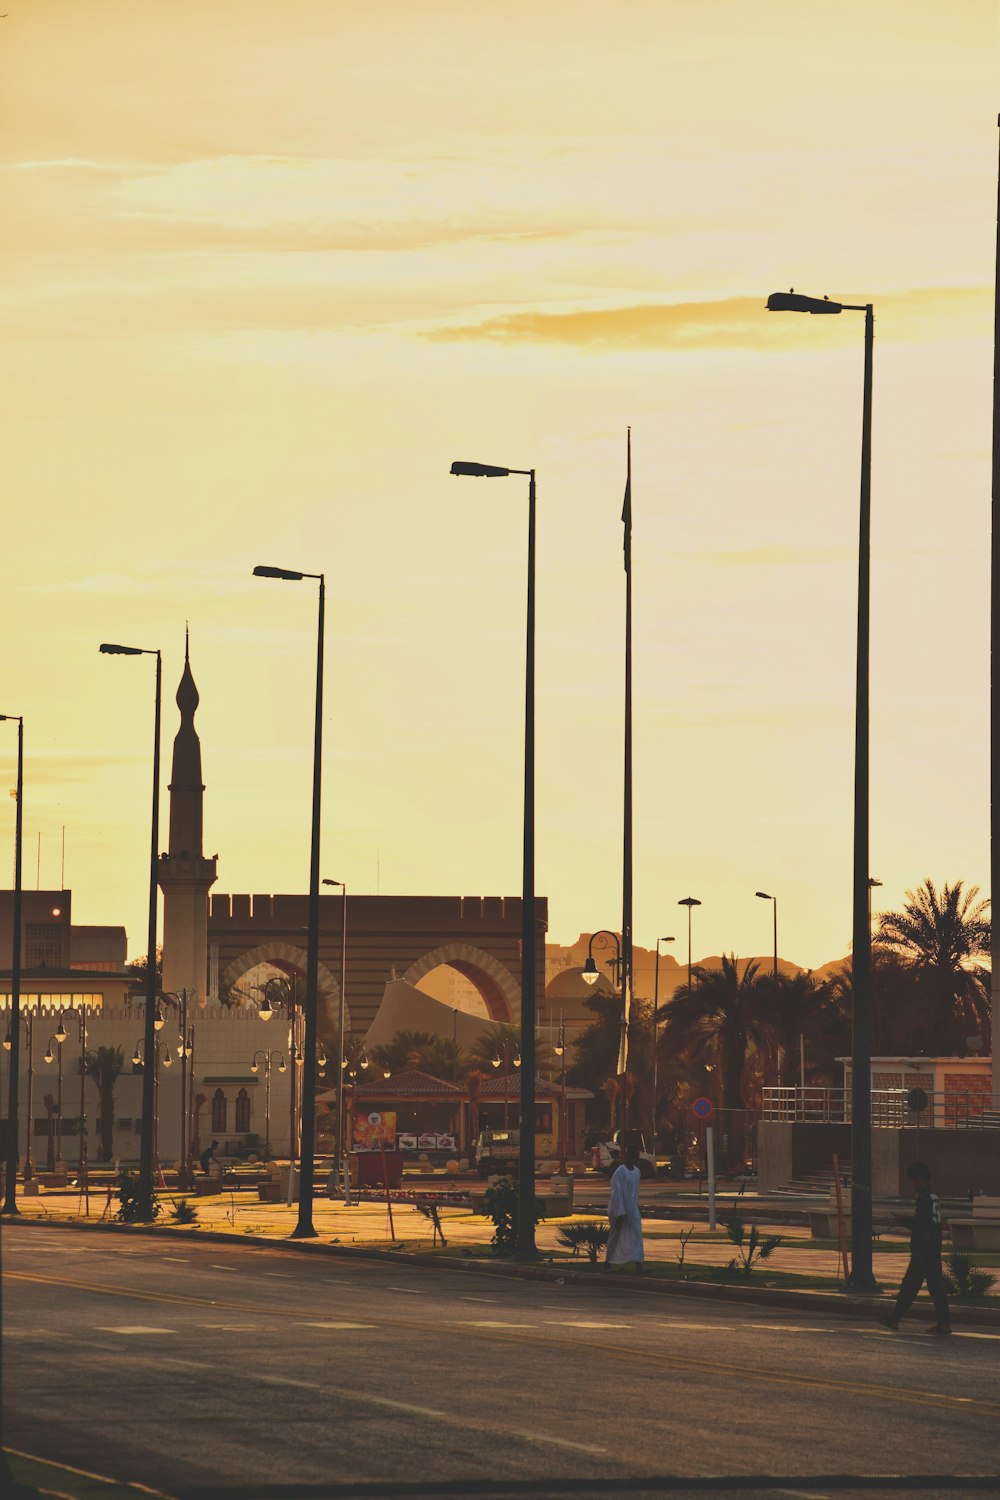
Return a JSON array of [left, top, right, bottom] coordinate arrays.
[[115, 1170, 160, 1224], [482, 1177, 545, 1257], [721, 1208, 781, 1279], [944, 1251, 997, 1299], [556, 1220, 610, 1264], [170, 1198, 198, 1225]]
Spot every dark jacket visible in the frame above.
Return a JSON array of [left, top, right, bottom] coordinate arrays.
[[898, 1186, 943, 1255]]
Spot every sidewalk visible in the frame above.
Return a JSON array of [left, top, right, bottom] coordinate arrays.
[[7, 1182, 998, 1305]]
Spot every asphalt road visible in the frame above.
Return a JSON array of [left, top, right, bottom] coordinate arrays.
[[3, 1225, 999, 1500]]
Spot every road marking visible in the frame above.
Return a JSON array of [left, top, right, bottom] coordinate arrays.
[[298, 1321, 377, 1330], [161, 1257, 189, 1263], [955, 1330, 1000, 1341], [459, 1294, 498, 1303], [262, 1271, 295, 1278], [773, 1491, 831, 1499], [198, 1323, 262, 1330], [546, 1319, 631, 1329], [465, 1320, 536, 1329], [385, 1285, 425, 1294], [510, 1430, 606, 1455], [209, 1264, 236, 1271], [96, 1326, 174, 1336]]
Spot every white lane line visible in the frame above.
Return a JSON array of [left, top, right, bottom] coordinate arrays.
[[262, 1272, 295, 1278], [208, 1264, 236, 1271], [773, 1491, 831, 1500], [459, 1295, 498, 1303], [161, 1257, 189, 1263], [464, 1320, 536, 1329], [511, 1431, 606, 1456], [545, 1320, 631, 1330], [198, 1324, 262, 1331], [385, 1285, 425, 1294], [298, 1322, 377, 1330], [161, 1356, 211, 1370], [97, 1326, 174, 1336], [955, 1330, 1000, 1341]]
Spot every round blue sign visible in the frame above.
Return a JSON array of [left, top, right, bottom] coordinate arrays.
[[692, 1096, 713, 1119]]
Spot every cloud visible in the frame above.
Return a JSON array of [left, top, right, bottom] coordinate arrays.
[[428, 287, 991, 351]]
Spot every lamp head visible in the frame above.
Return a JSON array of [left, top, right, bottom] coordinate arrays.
[[132, 1049, 142, 1065], [153, 1005, 165, 1031], [55, 1017, 68, 1044], [253, 565, 305, 581], [44, 1046, 54, 1064], [99, 643, 145, 655], [755, 891, 773, 901], [766, 291, 842, 315], [581, 956, 600, 986], [259, 996, 273, 1021], [250, 1061, 259, 1074], [322, 878, 344, 888], [450, 461, 512, 478], [278, 1059, 286, 1073], [678, 897, 702, 908], [491, 1055, 501, 1069], [162, 1051, 172, 1067]]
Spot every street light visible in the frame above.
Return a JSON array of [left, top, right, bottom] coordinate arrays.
[[677, 898, 702, 988], [651, 935, 676, 1151], [160, 990, 191, 1186], [553, 1016, 568, 1173], [100, 642, 161, 1219], [4, 1010, 35, 1182], [450, 458, 538, 1256], [766, 286, 878, 1295], [756, 891, 778, 978], [251, 1050, 285, 1158], [868, 876, 882, 926], [43, 1030, 65, 1171], [322, 877, 349, 1195], [0, 713, 23, 1215], [253, 563, 325, 1240]]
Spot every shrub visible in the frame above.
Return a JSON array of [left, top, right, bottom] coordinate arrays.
[[944, 1251, 997, 1299], [115, 1170, 160, 1224], [721, 1208, 781, 1279], [556, 1220, 610, 1264], [482, 1177, 545, 1256], [170, 1198, 198, 1225]]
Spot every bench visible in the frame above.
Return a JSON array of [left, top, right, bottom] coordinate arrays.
[[948, 1195, 1000, 1252]]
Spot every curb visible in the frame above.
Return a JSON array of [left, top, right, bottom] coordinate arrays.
[[5, 1213, 999, 1329]]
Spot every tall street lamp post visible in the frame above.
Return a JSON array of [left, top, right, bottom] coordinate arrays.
[[651, 935, 675, 1152], [677, 898, 702, 988], [251, 1049, 285, 1158], [55, 1006, 88, 1204], [0, 712, 23, 1215], [552, 1018, 567, 1172], [43, 1029, 64, 1170], [161, 990, 191, 1186], [490, 1039, 521, 1130], [322, 878, 349, 1193], [253, 564, 325, 1239], [450, 460, 538, 1255], [100, 643, 161, 1217], [766, 288, 878, 1294], [3, 1010, 34, 1183], [582, 929, 624, 1133], [755, 891, 778, 978]]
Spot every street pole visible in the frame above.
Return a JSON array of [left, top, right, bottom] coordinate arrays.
[[651, 935, 675, 1151], [678, 897, 701, 988], [178, 989, 188, 1188], [1, 714, 23, 1215], [621, 432, 633, 1145], [23, 1011, 34, 1182], [993, 116, 1000, 1108], [252, 565, 324, 1237], [322, 878, 349, 1194], [848, 304, 878, 1293]]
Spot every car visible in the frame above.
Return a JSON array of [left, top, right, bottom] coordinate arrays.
[[593, 1131, 657, 1179], [474, 1128, 520, 1178]]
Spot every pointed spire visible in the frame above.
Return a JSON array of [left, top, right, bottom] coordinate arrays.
[[176, 628, 199, 722]]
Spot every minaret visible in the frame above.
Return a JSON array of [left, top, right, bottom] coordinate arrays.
[[157, 633, 217, 1007]]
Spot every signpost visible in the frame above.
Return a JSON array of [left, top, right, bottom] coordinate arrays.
[[693, 1098, 715, 1227]]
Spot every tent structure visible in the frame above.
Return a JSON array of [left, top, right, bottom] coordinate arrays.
[[363, 976, 497, 1051]]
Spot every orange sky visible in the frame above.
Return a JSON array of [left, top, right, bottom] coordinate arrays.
[[1, 1, 997, 971]]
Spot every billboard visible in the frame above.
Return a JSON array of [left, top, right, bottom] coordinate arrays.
[[352, 1109, 397, 1151]]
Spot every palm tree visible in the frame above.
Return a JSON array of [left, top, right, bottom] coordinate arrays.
[[469, 1022, 553, 1076], [875, 879, 991, 1054], [84, 1045, 124, 1162], [659, 955, 772, 1162], [758, 970, 834, 1085], [369, 1031, 439, 1075]]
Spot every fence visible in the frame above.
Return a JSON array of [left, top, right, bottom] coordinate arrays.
[[762, 1086, 1000, 1129]]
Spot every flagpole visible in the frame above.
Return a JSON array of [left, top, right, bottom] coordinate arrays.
[[620, 429, 634, 1135]]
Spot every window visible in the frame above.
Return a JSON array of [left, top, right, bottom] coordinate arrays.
[[211, 1089, 227, 1133], [25, 924, 64, 968], [235, 1088, 251, 1133]]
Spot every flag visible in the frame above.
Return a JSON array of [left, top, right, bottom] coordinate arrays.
[[622, 427, 632, 574]]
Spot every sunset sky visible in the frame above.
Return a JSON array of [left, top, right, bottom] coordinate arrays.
[[1, 1, 997, 974]]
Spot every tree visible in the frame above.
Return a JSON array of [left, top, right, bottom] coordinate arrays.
[[126, 947, 162, 989], [874, 879, 991, 1055], [659, 955, 772, 1163], [758, 970, 836, 1084], [369, 1031, 439, 1075], [469, 1022, 553, 1076], [84, 1045, 124, 1162]]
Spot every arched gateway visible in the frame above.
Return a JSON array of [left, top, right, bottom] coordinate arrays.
[[208, 893, 545, 1034]]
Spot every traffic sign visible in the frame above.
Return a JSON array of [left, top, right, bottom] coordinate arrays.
[[692, 1096, 713, 1120]]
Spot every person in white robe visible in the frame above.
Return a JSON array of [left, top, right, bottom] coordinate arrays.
[[606, 1135, 644, 1270]]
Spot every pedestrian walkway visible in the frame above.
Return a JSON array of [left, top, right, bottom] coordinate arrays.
[[7, 1185, 987, 1296]]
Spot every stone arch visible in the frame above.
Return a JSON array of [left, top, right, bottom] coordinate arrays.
[[220, 942, 346, 1029], [403, 942, 520, 1024]]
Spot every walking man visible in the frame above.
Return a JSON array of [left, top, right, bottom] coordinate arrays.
[[606, 1134, 645, 1272], [884, 1161, 951, 1336]]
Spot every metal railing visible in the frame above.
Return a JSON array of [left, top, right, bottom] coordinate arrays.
[[762, 1086, 1000, 1129]]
